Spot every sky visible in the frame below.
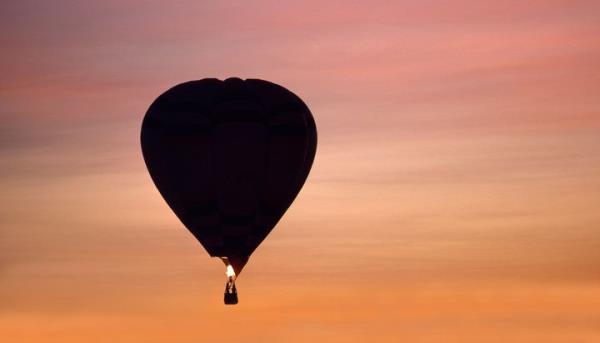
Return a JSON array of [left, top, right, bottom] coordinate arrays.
[[1, 1, 600, 342]]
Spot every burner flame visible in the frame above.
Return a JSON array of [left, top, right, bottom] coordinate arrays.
[[226, 265, 235, 279]]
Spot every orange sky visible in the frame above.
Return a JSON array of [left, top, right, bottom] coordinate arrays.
[[1, 1, 600, 342]]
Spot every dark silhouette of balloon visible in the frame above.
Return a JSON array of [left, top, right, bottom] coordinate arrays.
[[140, 78, 317, 304]]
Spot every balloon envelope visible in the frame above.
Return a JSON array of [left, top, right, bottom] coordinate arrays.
[[141, 78, 317, 274]]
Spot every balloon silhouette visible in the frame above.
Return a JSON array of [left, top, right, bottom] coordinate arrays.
[[141, 78, 317, 304]]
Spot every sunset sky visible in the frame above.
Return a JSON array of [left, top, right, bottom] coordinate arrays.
[[1, 1, 600, 342]]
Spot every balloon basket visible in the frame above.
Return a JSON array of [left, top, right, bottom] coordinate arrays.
[[224, 292, 238, 305], [224, 282, 238, 305]]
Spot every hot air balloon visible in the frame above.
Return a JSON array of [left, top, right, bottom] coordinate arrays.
[[140, 78, 317, 304]]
